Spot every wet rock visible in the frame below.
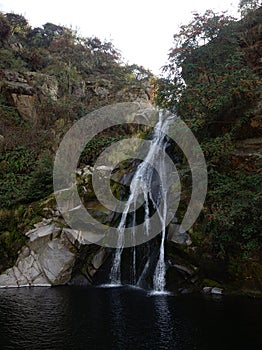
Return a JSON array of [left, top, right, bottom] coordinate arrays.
[[92, 248, 107, 270], [202, 286, 223, 295], [172, 263, 196, 276], [211, 287, 223, 295], [38, 239, 75, 285], [179, 288, 192, 294], [167, 223, 192, 246], [202, 286, 212, 294], [62, 228, 91, 245], [88, 248, 107, 277], [68, 275, 91, 286], [190, 276, 199, 284]]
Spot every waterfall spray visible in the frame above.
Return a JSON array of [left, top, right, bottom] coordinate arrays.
[[109, 112, 173, 292]]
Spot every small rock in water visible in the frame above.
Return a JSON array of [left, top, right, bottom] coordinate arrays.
[[202, 286, 223, 295], [211, 287, 223, 295], [202, 286, 212, 294], [179, 288, 192, 294]]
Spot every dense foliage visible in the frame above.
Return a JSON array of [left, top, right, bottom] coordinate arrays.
[[0, 12, 152, 207], [0, 7, 261, 289], [156, 10, 260, 137], [0, 147, 53, 207], [156, 8, 262, 260], [0, 12, 153, 268]]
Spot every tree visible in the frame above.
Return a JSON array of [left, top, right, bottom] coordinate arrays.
[[4, 13, 28, 36], [0, 13, 11, 46], [238, 0, 261, 17], [156, 10, 260, 136]]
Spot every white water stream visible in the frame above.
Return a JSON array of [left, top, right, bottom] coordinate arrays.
[[109, 112, 173, 292]]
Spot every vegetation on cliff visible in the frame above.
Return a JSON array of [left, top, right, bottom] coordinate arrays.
[[0, 12, 152, 204], [155, 6, 261, 291], [0, 12, 152, 271], [0, 4, 261, 293]]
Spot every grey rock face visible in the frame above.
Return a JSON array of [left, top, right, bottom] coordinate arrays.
[[0, 224, 75, 288], [0, 217, 110, 288]]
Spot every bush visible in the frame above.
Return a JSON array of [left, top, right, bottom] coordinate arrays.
[[0, 146, 37, 207], [0, 146, 54, 208], [156, 10, 261, 136], [204, 169, 262, 256], [0, 13, 10, 45]]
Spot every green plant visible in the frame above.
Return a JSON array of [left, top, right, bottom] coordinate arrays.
[[238, 0, 261, 17], [79, 135, 125, 166], [0, 13, 10, 45], [204, 169, 262, 256], [0, 146, 37, 207], [24, 152, 53, 203], [0, 49, 26, 69], [156, 10, 260, 136], [0, 94, 25, 124]]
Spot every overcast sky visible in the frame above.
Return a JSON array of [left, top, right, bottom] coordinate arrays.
[[0, 0, 240, 74]]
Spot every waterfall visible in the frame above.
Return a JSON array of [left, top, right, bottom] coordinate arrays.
[[109, 111, 173, 292], [152, 139, 168, 292]]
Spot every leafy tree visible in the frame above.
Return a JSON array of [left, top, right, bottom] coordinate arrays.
[[239, 0, 261, 17], [0, 13, 11, 46], [156, 10, 260, 136], [205, 169, 262, 257], [4, 13, 28, 36], [155, 9, 262, 259]]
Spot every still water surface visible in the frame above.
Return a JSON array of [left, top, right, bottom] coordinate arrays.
[[0, 286, 261, 350]]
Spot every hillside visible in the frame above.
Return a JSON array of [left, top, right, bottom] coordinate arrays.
[[155, 7, 262, 294], [0, 12, 152, 272], [0, 8, 261, 295]]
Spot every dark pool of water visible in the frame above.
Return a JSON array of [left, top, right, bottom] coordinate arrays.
[[0, 285, 261, 350]]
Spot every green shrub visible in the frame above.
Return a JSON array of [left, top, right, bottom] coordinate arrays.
[[205, 169, 262, 256], [0, 146, 53, 207]]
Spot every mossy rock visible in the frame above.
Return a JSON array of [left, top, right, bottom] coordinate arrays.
[[202, 278, 223, 288]]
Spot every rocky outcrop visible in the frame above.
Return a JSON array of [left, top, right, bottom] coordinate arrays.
[[24, 72, 58, 101], [231, 137, 262, 172], [0, 218, 107, 288], [0, 69, 58, 124], [240, 8, 262, 76], [202, 286, 223, 295], [10, 93, 37, 122]]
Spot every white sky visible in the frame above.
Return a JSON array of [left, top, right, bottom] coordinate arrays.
[[0, 0, 240, 75]]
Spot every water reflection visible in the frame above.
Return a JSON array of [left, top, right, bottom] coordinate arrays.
[[0, 287, 71, 349], [152, 295, 177, 349], [109, 287, 126, 349], [0, 286, 261, 350]]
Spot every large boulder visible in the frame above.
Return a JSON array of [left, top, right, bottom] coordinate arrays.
[[0, 223, 76, 287], [0, 69, 58, 124], [10, 93, 36, 122], [0, 211, 111, 288]]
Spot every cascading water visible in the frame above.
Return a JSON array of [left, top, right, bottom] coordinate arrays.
[[109, 111, 173, 292], [152, 139, 169, 292]]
